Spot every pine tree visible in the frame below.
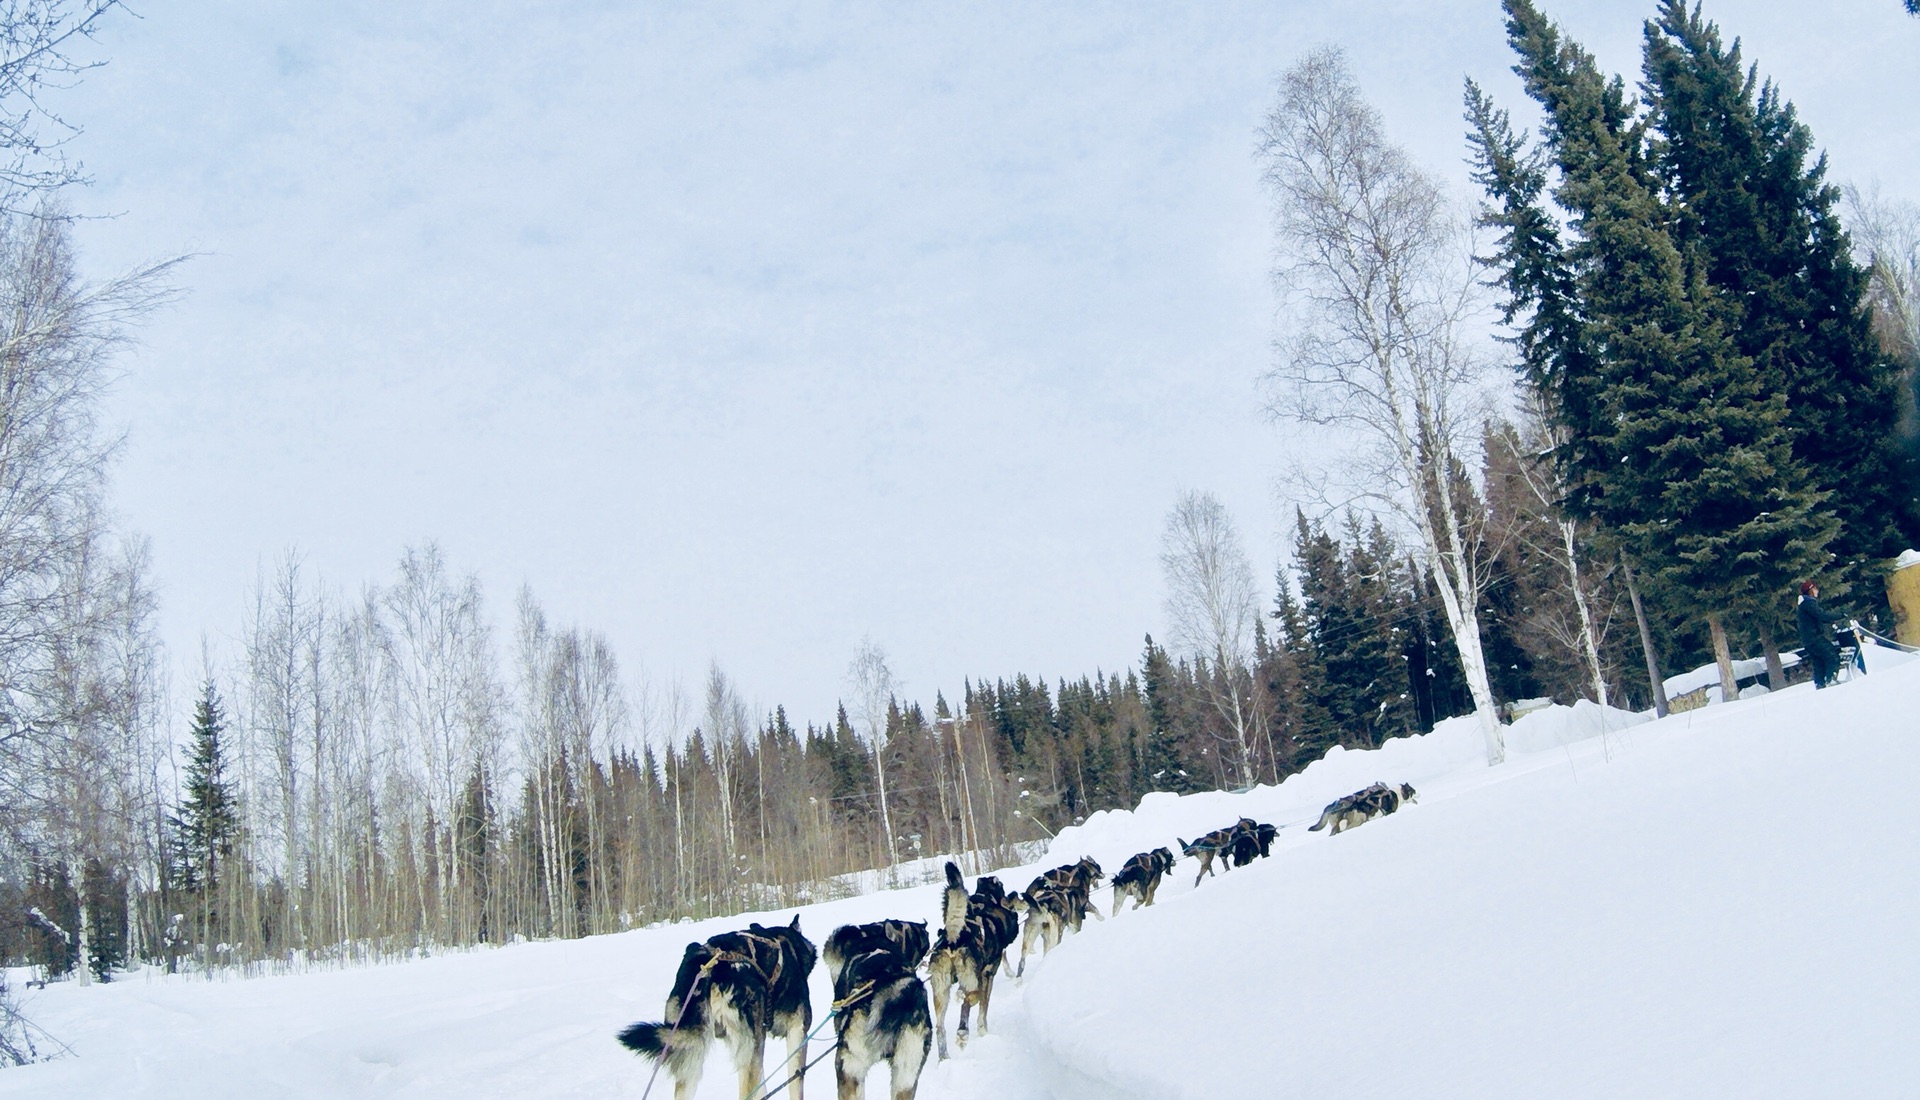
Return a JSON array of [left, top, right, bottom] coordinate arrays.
[[170, 681, 239, 900], [1642, 0, 1920, 598], [1482, 0, 1839, 693], [1138, 636, 1200, 794]]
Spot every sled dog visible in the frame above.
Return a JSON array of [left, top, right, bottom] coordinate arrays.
[[1007, 884, 1064, 976], [1110, 847, 1176, 912], [1009, 856, 1104, 975], [824, 919, 929, 980], [1178, 826, 1237, 886], [617, 914, 817, 1100], [1228, 819, 1279, 867], [926, 862, 1020, 1059], [1308, 782, 1417, 835], [1029, 856, 1105, 931], [831, 947, 932, 1100]]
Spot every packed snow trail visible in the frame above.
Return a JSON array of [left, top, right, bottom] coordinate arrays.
[[4, 648, 1916, 1098], [0, 859, 1109, 1100]]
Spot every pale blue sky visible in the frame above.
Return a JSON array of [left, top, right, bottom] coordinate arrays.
[[60, 0, 1920, 725]]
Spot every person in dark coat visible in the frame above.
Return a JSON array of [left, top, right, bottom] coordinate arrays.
[[1796, 580, 1847, 689]]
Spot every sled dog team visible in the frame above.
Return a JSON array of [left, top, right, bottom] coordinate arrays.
[[618, 780, 1416, 1099]]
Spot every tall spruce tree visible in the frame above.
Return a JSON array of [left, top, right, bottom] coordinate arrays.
[[1474, 0, 1838, 696], [1642, 0, 1920, 603], [170, 680, 239, 899]]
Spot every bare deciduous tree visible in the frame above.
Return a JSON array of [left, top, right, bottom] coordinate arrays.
[[1259, 47, 1506, 763], [1160, 490, 1264, 786], [1846, 183, 1920, 370], [847, 638, 899, 867], [1492, 401, 1611, 707], [0, 2, 126, 209]]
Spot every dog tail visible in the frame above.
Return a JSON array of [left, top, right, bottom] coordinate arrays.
[[942, 862, 969, 943], [616, 1021, 668, 1058], [1307, 817, 1326, 832]]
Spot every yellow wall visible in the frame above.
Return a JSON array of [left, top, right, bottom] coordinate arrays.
[[1889, 562, 1920, 647]]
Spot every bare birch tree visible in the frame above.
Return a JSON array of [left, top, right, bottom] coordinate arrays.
[[1160, 490, 1262, 786], [1846, 184, 1920, 371], [847, 639, 899, 867], [0, 2, 127, 210], [1492, 402, 1610, 707], [1260, 47, 1506, 763]]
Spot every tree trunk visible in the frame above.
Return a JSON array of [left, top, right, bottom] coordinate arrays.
[[1708, 613, 1739, 703], [874, 739, 898, 870], [70, 857, 92, 986], [1757, 619, 1788, 691], [1623, 559, 1668, 717], [1421, 470, 1504, 765], [1558, 519, 1609, 707]]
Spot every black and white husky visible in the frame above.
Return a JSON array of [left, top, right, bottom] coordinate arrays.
[[1011, 856, 1104, 974], [830, 947, 932, 1100], [824, 919, 929, 979], [1110, 847, 1176, 912], [1179, 826, 1236, 886], [617, 914, 818, 1100], [926, 862, 1020, 1059], [1031, 856, 1104, 932], [1309, 782, 1417, 835]]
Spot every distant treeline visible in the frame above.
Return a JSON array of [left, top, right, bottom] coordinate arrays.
[[2, 454, 1802, 980]]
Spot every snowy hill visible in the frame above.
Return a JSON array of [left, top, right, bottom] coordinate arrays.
[[5, 650, 1916, 1098]]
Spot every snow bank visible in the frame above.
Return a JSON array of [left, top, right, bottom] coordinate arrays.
[[1017, 657, 1920, 1098], [1505, 697, 1650, 754], [1043, 715, 1486, 870], [1664, 652, 1800, 699], [1044, 700, 1645, 869]]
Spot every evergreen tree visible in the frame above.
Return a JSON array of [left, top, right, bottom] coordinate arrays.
[[1642, 0, 1920, 597], [169, 681, 239, 900], [1478, 0, 1839, 687], [1291, 513, 1408, 750], [1270, 573, 1336, 767], [1138, 636, 1200, 794]]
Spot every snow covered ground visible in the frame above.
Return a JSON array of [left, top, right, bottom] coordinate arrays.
[[6, 646, 1917, 1098]]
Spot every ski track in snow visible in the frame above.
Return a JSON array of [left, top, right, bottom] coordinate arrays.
[[4, 647, 1917, 1098]]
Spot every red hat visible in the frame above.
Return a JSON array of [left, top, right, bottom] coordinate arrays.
[[1800, 580, 1818, 596]]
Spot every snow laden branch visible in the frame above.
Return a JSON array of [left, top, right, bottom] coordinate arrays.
[[1259, 47, 1506, 764]]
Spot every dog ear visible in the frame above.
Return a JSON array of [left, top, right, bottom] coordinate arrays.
[[790, 913, 802, 930]]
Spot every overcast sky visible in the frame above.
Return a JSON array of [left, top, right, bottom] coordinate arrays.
[[59, 0, 1920, 728]]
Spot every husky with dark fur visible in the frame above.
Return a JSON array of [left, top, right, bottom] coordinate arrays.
[[1030, 856, 1104, 931], [1010, 857, 1104, 975], [1179, 826, 1236, 886], [1308, 782, 1417, 835], [1228, 819, 1278, 867], [1110, 847, 1176, 912], [1007, 885, 1063, 975], [926, 862, 1019, 1059], [831, 947, 932, 1100], [824, 920, 929, 979], [616, 914, 817, 1100]]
